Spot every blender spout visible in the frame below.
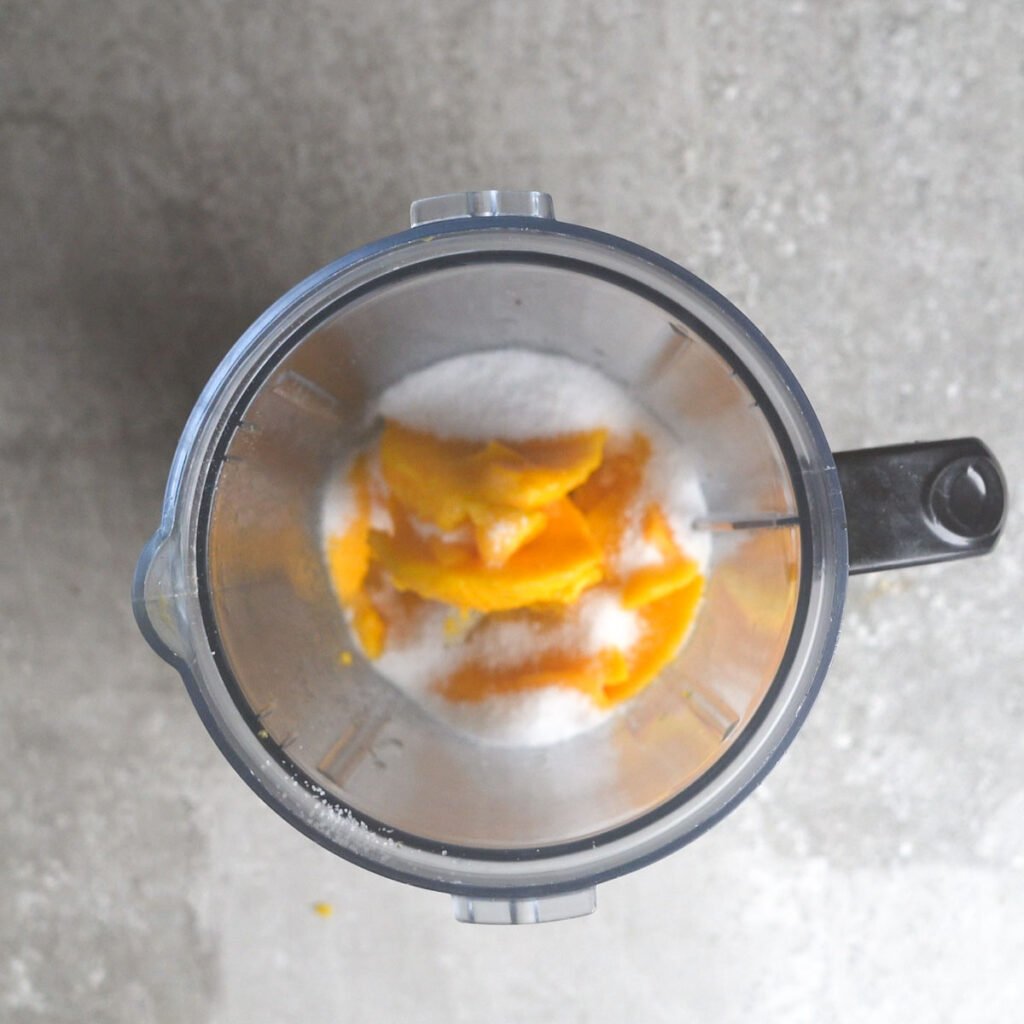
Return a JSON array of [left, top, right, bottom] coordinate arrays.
[[132, 531, 192, 668]]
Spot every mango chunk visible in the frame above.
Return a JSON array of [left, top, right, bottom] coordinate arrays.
[[379, 421, 607, 530], [642, 504, 681, 560], [572, 432, 651, 512], [378, 423, 476, 530], [322, 455, 387, 655], [421, 527, 476, 568], [622, 558, 701, 609], [351, 594, 386, 659], [369, 498, 603, 612], [468, 430, 607, 510], [438, 574, 703, 710], [572, 433, 652, 560], [438, 648, 629, 703], [325, 456, 371, 601], [604, 575, 704, 706]]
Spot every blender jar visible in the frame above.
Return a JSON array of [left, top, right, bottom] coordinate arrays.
[[134, 191, 1005, 923]]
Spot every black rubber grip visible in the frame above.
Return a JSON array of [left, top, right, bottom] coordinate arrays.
[[834, 438, 1006, 575]]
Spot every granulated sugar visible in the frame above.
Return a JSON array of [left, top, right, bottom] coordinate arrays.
[[420, 687, 607, 747], [363, 585, 640, 747], [369, 597, 609, 747], [376, 349, 639, 441], [323, 348, 710, 746], [321, 461, 360, 539], [646, 437, 710, 569]]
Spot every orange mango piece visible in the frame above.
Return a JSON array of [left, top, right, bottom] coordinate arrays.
[[572, 433, 652, 561], [325, 456, 371, 601], [439, 576, 704, 709], [378, 421, 607, 531], [622, 558, 701, 609], [369, 498, 603, 612], [604, 575, 704, 706], [469, 430, 607, 510], [642, 504, 681, 560], [351, 593, 386, 659], [621, 502, 700, 607], [438, 648, 628, 704], [572, 432, 651, 512], [378, 423, 476, 530], [323, 459, 389, 659], [421, 529, 475, 569]]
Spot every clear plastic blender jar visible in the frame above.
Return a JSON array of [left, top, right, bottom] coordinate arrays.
[[134, 191, 1005, 923]]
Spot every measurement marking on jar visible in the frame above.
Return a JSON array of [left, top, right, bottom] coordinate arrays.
[[271, 371, 343, 419], [317, 713, 390, 785], [632, 323, 697, 392], [683, 685, 740, 741]]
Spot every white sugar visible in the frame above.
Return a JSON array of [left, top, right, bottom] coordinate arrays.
[[421, 688, 607, 747], [320, 452, 361, 538], [366, 454, 393, 532], [366, 602, 609, 746], [377, 349, 639, 441], [368, 502, 393, 533], [645, 439, 712, 569], [407, 515, 473, 545], [373, 601, 463, 691], [357, 588, 644, 746], [471, 617, 547, 670], [480, 517, 522, 551], [613, 516, 664, 576], [575, 588, 640, 652]]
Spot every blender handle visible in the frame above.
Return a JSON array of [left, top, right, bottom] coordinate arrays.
[[834, 438, 1006, 575]]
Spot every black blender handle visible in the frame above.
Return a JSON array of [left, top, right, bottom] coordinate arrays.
[[834, 438, 1007, 575]]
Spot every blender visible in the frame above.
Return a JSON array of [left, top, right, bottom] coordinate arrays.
[[134, 190, 1006, 923]]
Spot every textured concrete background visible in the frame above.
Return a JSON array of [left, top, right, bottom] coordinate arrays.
[[3, 1, 1022, 1021]]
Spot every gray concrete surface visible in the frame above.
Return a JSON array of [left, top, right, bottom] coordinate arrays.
[[3, 1, 1022, 1021]]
